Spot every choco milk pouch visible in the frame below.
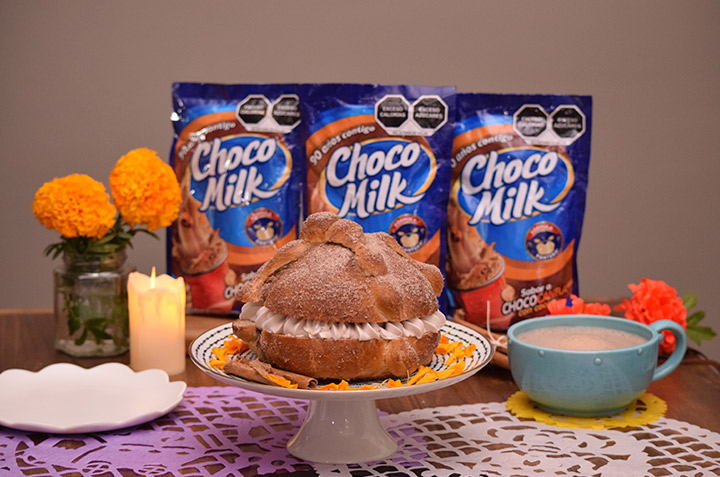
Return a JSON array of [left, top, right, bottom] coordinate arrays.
[[448, 93, 592, 329], [301, 83, 455, 310], [169, 82, 304, 311]]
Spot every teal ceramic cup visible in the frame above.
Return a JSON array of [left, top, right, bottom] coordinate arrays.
[[507, 315, 687, 416]]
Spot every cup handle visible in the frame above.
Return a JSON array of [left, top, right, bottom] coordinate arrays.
[[650, 320, 687, 381]]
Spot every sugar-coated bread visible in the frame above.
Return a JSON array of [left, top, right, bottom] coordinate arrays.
[[238, 212, 444, 323], [234, 212, 446, 380]]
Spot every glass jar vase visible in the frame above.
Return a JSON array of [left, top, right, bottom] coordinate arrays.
[[53, 250, 133, 357]]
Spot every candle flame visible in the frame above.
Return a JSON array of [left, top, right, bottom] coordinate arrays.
[[150, 266, 156, 289]]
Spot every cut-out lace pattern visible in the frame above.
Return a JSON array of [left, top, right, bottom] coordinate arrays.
[[1, 387, 718, 476]]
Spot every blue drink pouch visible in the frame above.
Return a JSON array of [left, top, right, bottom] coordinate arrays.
[[449, 93, 592, 329], [169, 82, 304, 310], [301, 84, 455, 309]]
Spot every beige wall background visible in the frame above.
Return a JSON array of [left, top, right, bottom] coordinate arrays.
[[2, 0, 718, 360]]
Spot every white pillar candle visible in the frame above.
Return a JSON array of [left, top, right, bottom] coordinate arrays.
[[128, 268, 186, 375]]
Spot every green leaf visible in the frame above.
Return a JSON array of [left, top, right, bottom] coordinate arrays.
[[85, 316, 112, 344], [686, 310, 706, 327], [88, 242, 123, 254], [74, 327, 89, 346], [67, 312, 82, 335], [93, 233, 116, 246], [85, 317, 113, 344], [683, 292, 698, 311], [40, 214, 165, 262], [686, 324, 717, 347], [63, 293, 83, 335], [133, 229, 160, 240], [44, 243, 59, 257]]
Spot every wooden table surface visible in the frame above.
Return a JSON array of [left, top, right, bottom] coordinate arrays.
[[1, 310, 719, 432]]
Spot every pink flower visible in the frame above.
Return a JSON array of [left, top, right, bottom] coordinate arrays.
[[615, 278, 687, 355]]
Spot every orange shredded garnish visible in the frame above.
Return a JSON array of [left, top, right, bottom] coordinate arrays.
[[209, 358, 226, 369], [415, 372, 439, 385], [222, 336, 239, 352], [387, 379, 403, 388], [448, 345, 469, 362], [405, 342, 474, 386], [209, 345, 230, 369], [436, 362, 465, 379], [445, 349, 465, 366], [451, 364, 466, 376], [439, 334, 450, 344], [208, 336, 250, 369], [444, 342, 477, 366], [407, 366, 433, 386], [264, 373, 298, 389], [222, 336, 249, 355], [436, 340, 462, 355], [318, 380, 353, 391], [358, 384, 378, 390], [435, 343, 452, 354], [211, 346, 228, 361]]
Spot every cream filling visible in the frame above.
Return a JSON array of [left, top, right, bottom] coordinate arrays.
[[240, 301, 446, 341]]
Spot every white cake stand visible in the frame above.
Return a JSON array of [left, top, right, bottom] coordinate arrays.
[[190, 321, 494, 464]]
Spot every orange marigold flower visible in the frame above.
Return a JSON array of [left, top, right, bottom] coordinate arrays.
[[109, 148, 181, 231], [582, 302, 612, 316], [546, 295, 611, 316], [32, 174, 116, 239], [546, 294, 585, 315], [615, 278, 687, 354]]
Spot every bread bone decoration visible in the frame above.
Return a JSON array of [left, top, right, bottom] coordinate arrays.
[[233, 212, 446, 381]]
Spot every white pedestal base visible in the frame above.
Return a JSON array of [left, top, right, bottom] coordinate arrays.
[[287, 399, 397, 464]]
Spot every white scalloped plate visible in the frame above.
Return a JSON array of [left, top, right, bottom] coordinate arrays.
[[0, 363, 186, 434], [190, 320, 494, 400]]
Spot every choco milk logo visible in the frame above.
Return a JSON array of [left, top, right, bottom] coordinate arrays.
[[189, 135, 291, 212], [459, 147, 574, 226], [321, 138, 436, 219]]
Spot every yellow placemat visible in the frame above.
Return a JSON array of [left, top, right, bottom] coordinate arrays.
[[506, 391, 667, 430]]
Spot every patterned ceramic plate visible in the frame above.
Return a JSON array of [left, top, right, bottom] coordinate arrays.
[[190, 320, 494, 401]]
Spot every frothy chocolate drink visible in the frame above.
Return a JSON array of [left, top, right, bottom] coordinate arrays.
[[516, 326, 647, 351], [447, 197, 504, 290], [172, 174, 227, 275]]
